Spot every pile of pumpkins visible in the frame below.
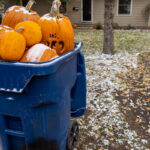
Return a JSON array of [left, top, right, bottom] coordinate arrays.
[[0, 0, 74, 62]]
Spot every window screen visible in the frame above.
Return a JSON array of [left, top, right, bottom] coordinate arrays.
[[118, 0, 131, 15]]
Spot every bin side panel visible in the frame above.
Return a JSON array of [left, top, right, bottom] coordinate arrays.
[[0, 54, 77, 150], [0, 42, 82, 94], [71, 52, 86, 117], [0, 66, 32, 93]]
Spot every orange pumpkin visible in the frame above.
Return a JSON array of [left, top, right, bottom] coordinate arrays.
[[15, 21, 42, 47], [0, 31, 26, 61], [38, 0, 74, 55], [2, 0, 40, 28], [73, 24, 78, 28], [0, 25, 14, 33], [21, 43, 58, 62]]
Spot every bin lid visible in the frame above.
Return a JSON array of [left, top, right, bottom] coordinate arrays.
[[0, 42, 82, 93]]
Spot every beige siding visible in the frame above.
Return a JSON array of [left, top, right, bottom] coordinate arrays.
[[67, 0, 81, 24], [93, 0, 104, 24], [114, 0, 149, 26], [67, 0, 150, 26], [32, 0, 150, 27], [32, 0, 52, 16]]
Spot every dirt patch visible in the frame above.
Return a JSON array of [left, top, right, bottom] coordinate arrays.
[[115, 52, 150, 148]]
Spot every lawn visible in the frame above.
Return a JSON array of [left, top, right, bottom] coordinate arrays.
[[74, 30, 150, 150], [75, 30, 150, 55]]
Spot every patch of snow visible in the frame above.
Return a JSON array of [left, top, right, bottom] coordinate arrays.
[[0, 26, 13, 32], [41, 14, 57, 22], [8, 5, 18, 12], [6, 89, 10, 92], [26, 44, 52, 62], [0, 88, 5, 91], [6, 97, 14, 101], [15, 7, 36, 15], [77, 51, 149, 149], [103, 139, 109, 146], [12, 88, 17, 92]]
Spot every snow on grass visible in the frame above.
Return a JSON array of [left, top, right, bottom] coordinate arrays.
[[74, 30, 150, 150], [76, 51, 149, 149], [74, 30, 150, 55]]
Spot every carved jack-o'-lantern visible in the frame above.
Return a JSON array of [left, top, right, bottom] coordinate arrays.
[[38, 0, 74, 55]]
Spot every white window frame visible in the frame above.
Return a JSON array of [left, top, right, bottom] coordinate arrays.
[[81, 0, 93, 22], [117, 0, 133, 16]]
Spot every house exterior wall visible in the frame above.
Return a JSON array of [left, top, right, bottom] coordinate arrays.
[[67, 0, 150, 27], [113, 0, 149, 26], [32, 0, 52, 16], [93, 0, 104, 24], [67, 0, 82, 24], [8, 0, 148, 27]]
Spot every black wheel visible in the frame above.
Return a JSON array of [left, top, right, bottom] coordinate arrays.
[[66, 120, 79, 150]]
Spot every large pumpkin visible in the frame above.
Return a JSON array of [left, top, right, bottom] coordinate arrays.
[[2, 0, 40, 28], [21, 43, 58, 62], [38, 0, 74, 55], [0, 30, 26, 61], [15, 21, 42, 47]]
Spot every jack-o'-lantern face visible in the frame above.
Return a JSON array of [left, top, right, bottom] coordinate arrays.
[[43, 33, 65, 55], [39, 0, 74, 55], [39, 14, 74, 55]]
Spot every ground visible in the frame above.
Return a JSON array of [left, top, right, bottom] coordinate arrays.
[[74, 30, 150, 150]]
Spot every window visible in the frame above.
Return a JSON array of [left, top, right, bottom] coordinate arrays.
[[60, 2, 67, 14], [118, 0, 132, 15]]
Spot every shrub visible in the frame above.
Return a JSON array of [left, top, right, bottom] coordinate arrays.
[[112, 22, 120, 29], [124, 24, 136, 30], [95, 22, 102, 30]]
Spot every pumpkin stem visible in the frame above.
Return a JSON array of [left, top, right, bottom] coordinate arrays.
[[50, 0, 61, 17], [26, 0, 36, 11], [16, 27, 24, 33]]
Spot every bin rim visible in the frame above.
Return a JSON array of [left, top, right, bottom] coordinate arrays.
[[0, 42, 82, 93]]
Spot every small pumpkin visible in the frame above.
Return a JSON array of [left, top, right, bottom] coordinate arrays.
[[73, 24, 77, 28], [38, 0, 74, 55], [15, 21, 42, 47], [21, 43, 58, 62], [2, 0, 40, 28], [0, 31, 26, 61]]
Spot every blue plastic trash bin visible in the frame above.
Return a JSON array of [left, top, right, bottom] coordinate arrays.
[[0, 42, 86, 150]]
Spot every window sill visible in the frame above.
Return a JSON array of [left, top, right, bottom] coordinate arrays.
[[116, 14, 132, 17]]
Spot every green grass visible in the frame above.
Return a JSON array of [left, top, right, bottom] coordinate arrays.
[[74, 29, 150, 55]]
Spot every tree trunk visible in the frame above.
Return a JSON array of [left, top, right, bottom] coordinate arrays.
[[103, 0, 114, 54]]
